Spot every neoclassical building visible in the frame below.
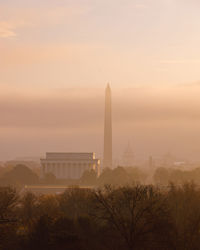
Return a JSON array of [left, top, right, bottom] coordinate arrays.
[[41, 152, 100, 179]]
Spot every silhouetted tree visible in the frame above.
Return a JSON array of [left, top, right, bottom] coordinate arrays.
[[1, 164, 39, 186], [2, 183, 200, 250], [168, 183, 200, 250], [92, 185, 172, 250], [125, 167, 147, 184], [0, 187, 18, 219], [58, 188, 93, 220], [80, 169, 97, 186], [154, 167, 170, 185], [37, 194, 60, 218], [42, 173, 56, 184], [18, 192, 38, 228]]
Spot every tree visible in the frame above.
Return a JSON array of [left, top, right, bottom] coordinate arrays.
[[19, 192, 38, 228], [92, 185, 172, 250], [58, 188, 93, 220], [125, 167, 147, 183], [98, 167, 129, 186], [111, 167, 129, 185], [168, 183, 200, 250], [43, 173, 56, 184], [37, 194, 60, 218], [80, 170, 97, 186], [97, 168, 113, 186], [154, 167, 170, 185], [28, 215, 52, 250], [1, 164, 39, 186], [0, 187, 18, 220]]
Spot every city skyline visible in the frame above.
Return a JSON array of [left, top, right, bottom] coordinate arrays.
[[1, 2, 200, 249]]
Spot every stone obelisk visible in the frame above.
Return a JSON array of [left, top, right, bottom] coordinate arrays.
[[103, 83, 112, 168]]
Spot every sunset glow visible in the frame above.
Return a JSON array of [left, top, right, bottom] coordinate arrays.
[[1, 0, 200, 161]]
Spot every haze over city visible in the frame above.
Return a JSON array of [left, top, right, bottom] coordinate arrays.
[[2, 85, 200, 162], [1, 0, 200, 162], [3, 1, 200, 250]]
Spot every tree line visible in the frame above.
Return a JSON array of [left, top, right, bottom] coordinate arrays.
[[1, 183, 200, 250], [2, 163, 200, 188]]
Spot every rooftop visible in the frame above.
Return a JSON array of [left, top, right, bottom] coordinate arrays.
[[43, 152, 96, 160]]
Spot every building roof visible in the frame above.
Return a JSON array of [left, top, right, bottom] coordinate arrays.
[[42, 152, 96, 161]]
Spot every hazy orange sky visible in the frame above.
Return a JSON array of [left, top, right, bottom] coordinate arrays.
[[1, 0, 200, 162]]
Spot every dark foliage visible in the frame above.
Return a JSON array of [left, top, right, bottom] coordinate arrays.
[[0, 184, 200, 250], [0, 164, 39, 186]]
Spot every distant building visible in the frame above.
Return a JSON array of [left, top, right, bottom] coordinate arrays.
[[148, 156, 155, 169], [40, 152, 100, 179], [162, 152, 176, 167], [122, 143, 134, 166]]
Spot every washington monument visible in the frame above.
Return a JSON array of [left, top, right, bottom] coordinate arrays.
[[103, 84, 112, 168]]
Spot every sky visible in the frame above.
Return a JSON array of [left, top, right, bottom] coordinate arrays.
[[1, 0, 200, 162]]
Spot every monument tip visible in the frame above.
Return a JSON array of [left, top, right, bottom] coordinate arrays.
[[106, 83, 111, 89]]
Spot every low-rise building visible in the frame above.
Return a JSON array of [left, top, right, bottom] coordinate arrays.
[[40, 152, 100, 179]]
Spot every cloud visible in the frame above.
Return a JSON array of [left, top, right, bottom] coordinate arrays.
[[0, 3, 90, 31], [0, 22, 17, 38], [1, 85, 200, 130], [0, 2, 90, 40], [0, 20, 30, 38], [1, 86, 200, 160], [160, 60, 200, 64]]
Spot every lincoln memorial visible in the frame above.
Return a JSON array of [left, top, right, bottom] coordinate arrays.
[[41, 152, 100, 179]]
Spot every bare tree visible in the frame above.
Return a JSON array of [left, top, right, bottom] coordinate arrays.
[[92, 185, 171, 250], [0, 187, 18, 221]]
